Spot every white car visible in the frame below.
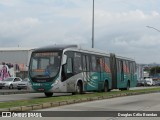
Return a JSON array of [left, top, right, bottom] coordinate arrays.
[[17, 78, 29, 90], [145, 78, 155, 86], [0, 77, 22, 89]]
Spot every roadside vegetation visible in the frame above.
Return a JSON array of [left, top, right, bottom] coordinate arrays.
[[0, 87, 160, 109]]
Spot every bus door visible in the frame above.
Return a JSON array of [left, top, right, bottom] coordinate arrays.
[[110, 53, 117, 89], [82, 55, 92, 91]]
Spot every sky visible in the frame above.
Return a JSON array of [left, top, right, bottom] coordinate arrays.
[[0, 0, 160, 64]]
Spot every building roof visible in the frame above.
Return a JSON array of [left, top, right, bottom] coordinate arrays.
[[0, 47, 35, 51]]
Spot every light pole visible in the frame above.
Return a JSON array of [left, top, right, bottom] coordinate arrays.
[[92, 0, 94, 48], [146, 26, 160, 33], [146, 26, 160, 78]]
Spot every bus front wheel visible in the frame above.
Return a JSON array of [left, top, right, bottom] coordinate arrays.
[[44, 92, 53, 97]]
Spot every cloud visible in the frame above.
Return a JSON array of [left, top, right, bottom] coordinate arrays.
[[0, 17, 41, 47], [92, 8, 160, 63], [0, 0, 160, 64]]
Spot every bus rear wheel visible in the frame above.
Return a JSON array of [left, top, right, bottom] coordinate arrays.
[[44, 92, 53, 97], [121, 81, 130, 91], [76, 82, 83, 94], [103, 81, 109, 92], [126, 82, 130, 90]]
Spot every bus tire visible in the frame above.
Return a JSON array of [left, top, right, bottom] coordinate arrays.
[[126, 81, 130, 90], [124, 81, 130, 90], [72, 92, 76, 95], [44, 92, 53, 97], [76, 81, 83, 94], [103, 81, 109, 92]]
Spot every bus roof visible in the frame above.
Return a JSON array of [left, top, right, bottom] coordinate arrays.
[[33, 44, 135, 62], [33, 44, 78, 52]]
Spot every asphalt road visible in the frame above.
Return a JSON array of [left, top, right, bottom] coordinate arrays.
[[1, 88, 160, 120], [0, 86, 158, 102], [40, 92, 160, 111], [3, 93, 159, 120], [36, 92, 160, 120]]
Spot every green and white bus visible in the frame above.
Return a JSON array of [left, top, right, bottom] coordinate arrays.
[[28, 45, 137, 97]]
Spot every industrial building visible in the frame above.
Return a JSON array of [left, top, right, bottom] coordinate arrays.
[[0, 47, 34, 79]]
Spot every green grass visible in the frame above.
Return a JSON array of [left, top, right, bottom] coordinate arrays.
[[0, 87, 160, 109]]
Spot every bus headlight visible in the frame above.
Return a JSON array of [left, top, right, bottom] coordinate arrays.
[[51, 80, 59, 86]]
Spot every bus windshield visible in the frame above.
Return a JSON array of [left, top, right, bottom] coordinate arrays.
[[30, 52, 61, 79]]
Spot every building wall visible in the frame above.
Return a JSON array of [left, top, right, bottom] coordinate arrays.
[[0, 49, 33, 79], [137, 64, 144, 80], [0, 50, 28, 64], [0, 50, 32, 71]]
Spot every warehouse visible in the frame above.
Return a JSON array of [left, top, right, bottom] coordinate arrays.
[[0, 47, 34, 79]]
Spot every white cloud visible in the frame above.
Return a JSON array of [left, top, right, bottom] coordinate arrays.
[[0, 17, 41, 37], [0, 0, 160, 63], [0, 0, 16, 6]]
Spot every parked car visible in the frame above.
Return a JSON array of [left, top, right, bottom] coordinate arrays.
[[17, 78, 29, 90], [154, 81, 160, 86], [137, 79, 147, 86], [145, 78, 155, 86], [0, 77, 22, 89]]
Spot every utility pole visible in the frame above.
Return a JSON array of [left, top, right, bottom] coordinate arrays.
[[92, 0, 94, 48], [146, 26, 160, 78]]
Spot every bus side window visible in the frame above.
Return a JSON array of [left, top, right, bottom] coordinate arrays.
[[126, 61, 129, 73], [105, 57, 111, 73], [129, 62, 133, 74], [118, 60, 121, 73], [82, 55, 87, 71], [134, 62, 136, 74], [66, 58, 73, 74], [96, 57, 101, 72], [74, 52, 82, 74], [91, 56, 96, 71], [82, 55, 90, 72]]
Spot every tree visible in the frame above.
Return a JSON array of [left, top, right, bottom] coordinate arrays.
[[150, 66, 160, 76]]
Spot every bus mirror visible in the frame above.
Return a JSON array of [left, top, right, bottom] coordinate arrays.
[[62, 54, 67, 65]]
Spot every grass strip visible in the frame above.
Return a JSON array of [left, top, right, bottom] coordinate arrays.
[[0, 87, 160, 109]]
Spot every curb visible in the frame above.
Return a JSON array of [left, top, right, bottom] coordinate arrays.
[[0, 91, 34, 95], [0, 90, 160, 112]]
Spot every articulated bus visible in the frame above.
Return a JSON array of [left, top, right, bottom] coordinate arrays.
[[28, 45, 137, 97]]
